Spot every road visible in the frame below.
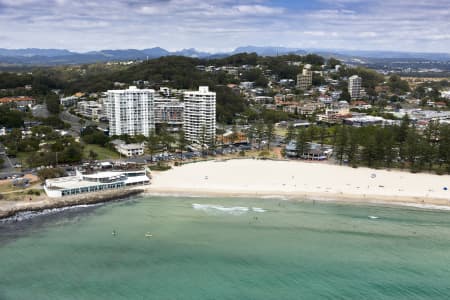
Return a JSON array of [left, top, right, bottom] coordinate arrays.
[[59, 109, 97, 137]]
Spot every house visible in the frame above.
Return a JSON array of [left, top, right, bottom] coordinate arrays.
[[218, 131, 248, 145], [0, 96, 35, 107], [112, 140, 145, 157], [254, 96, 273, 104]]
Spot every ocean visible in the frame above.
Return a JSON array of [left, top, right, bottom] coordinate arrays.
[[1, 195, 450, 299]]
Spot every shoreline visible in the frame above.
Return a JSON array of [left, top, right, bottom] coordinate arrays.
[[147, 159, 450, 211], [0, 189, 144, 221], [144, 187, 450, 211]]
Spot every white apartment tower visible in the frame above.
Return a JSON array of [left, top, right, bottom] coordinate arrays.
[[106, 86, 155, 137], [183, 86, 216, 145], [348, 75, 362, 99], [296, 67, 313, 90]]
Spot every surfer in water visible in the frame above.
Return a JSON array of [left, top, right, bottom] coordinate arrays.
[[112, 230, 117, 236]]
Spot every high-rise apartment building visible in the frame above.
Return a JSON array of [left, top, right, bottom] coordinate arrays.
[[183, 86, 216, 145], [105, 86, 155, 137], [348, 75, 362, 99], [296, 67, 313, 90]]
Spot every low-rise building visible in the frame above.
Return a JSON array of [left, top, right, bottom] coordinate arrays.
[[285, 141, 332, 160], [77, 101, 105, 121], [0, 96, 35, 107], [254, 96, 273, 104], [115, 143, 145, 157], [343, 116, 385, 127], [44, 169, 151, 197], [60, 96, 78, 107]]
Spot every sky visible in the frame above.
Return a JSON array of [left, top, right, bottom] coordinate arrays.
[[0, 0, 449, 53]]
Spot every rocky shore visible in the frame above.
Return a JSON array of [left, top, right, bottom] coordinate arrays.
[[0, 189, 144, 220]]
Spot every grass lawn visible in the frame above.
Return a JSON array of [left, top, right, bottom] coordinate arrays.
[[275, 127, 287, 137], [83, 144, 120, 160]]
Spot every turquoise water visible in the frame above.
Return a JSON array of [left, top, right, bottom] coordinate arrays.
[[1, 196, 450, 299]]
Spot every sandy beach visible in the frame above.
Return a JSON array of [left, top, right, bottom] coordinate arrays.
[[148, 159, 450, 208]]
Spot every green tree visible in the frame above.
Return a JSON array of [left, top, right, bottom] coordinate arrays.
[[147, 132, 160, 162], [334, 126, 348, 164], [295, 128, 308, 159], [255, 121, 265, 150], [45, 92, 61, 114], [265, 122, 275, 150], [177, 129, 188, 160], [327, 57, 341, 68], [285, 123, 295, 143], [345, 127, 359, 166], [89, 150, 98, 161]]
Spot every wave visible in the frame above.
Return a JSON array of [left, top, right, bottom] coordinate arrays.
[[252, 207, 266, 213], [389, 202, 450, 211], [192, 204, 265, 215], [0, 203, 103, 223]]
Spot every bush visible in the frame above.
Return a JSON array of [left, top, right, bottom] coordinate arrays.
[[150, 162, 172, 171], [259, 151, 270, 157], [37, 168, 65, 181], [26, 189, 41, 196]]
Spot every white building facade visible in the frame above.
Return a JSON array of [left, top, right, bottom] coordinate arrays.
[[106, 86, 155, 137], [115, 143, 145, 157], [183, 86, 216, 145], [44, 169, 151, 198], [348, 75, 362, 99]]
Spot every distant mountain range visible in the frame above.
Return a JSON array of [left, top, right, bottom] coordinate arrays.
[[0, 46, 449, 66]]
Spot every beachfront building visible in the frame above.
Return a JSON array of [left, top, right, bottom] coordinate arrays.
[[105, 86, 155, 137], [183, 86, 216, 145], [296, 67, 313, 90], [285, 141, 333, 160], [44, 169, 151, 198], [349, 75, 362, 99]]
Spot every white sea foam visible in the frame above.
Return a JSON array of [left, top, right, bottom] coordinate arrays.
[[192, 204, 265, 215], [192, 203, 248, 215], [252, 207, 266, 213], [389, 202, 450, 211]]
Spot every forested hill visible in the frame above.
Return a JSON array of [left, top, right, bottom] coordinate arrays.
[[0, 53, 331, 123]]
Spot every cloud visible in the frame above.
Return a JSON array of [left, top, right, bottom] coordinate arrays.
[[233, 4, 284, 15], [0, 0, 449, 53]]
